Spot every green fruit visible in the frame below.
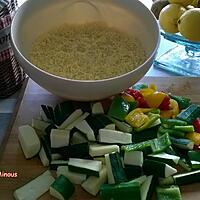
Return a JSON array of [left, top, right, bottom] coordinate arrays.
[[159, 4, 186, 33], [169, 0, 193, 6], [151, 0, 169, 19], [178, 8, 200, 41]]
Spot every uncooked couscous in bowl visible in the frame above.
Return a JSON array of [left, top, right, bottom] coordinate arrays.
[[11, 0, 160, 101], [30, 22, 147, 81]]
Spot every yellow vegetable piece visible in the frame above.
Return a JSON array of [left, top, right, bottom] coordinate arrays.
[[149, 83, 157, 91], [132, 108, 155, 114], [186, 132, 200, 146], [121, 93, 135, 102], [160, 99, 179, 119], [125, 110, 149, 128], [145, 92, 167, 108], [140, 88, 155, 97]]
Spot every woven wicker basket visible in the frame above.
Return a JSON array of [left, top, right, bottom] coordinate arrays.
[[0, 0, 25, 98]]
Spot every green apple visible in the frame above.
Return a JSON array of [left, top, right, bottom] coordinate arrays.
[[169, 0, 194, 6], [178, 8, 200, 41], [159, 4, 186, 33]]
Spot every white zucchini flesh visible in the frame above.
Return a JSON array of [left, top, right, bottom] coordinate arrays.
[[75, 120, 96, 141], [31, 118, 50, 132], [13, 170, 55, 200], [68, 158, 102, 174], [140, 175, 153, 200], [91, 102, 104, 114], [191, 160, 200, 168], [98, 129, 132, 144], [89, 144, 119, 157], [71, 131, 88, 145], [165, 164, 177, 178], [51, 153, 62, 161], [57, 166, 87, 184], [81, 166, 107, 196], [94, 157, 106, 165], [67, 112, 89, 130], [39, 146, 49, 167], [40, 108, 50, 122], [59, 109, 83, 129], [129, 175, 147, 185], [50, 188, 64, 200], [124, 151, 143, 166], [148, 152, 180, 165], [104, 124, 115, 130], [51, 160, 69, 166], [105, 154, 115, 184], [50, 129, 70, 148], [18, 125, 41, 159]]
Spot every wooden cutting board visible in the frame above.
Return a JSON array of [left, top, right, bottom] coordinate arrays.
[[1, 77, 200, 200]]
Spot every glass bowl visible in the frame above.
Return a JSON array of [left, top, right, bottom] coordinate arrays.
[[154, 30, 200, 76]]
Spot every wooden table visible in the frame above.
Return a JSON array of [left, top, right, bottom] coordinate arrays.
[[1, 77, 200, 199]]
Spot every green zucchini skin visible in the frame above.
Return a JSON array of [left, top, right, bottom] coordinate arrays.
[[109, 152, 127, 183], [156, 185, 182, 200], [50, 175, 75, 200], [176, 104, 200, 124], [174, 170, 200, 186], [143, 159, 166, 178], [100, 181, 141, 200], [124, 165, 143, 180], [51, 142, 90, 160], [170, 137, 194, 150], [188, 151, 200, 162], [143, 159, 177, 178]]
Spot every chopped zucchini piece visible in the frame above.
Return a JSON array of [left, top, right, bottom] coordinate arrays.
[[99, 129, 132, 144], [176, 104, 200, 124], [31, 118, 50, 132], [68, 158, 102, 177], [50, 129, 70, 148], [18, 125, 41, 159], [143, 159, 177, 178], [59, 109, 83, 129], [105, 152, 127, 184], [91, 102, 104, 114], [81, 166, 107, 196], [89, 144, 119, 157], [140, 175, 154, 200], [13, 170, 54, 200], [156, 185, 182, 200], [39, 146, 49, 167], [67, 112, 89, 130], [100, 181, 141, 200], [57, 166, 86, 184], [50, 175, 75, 200], [124, 151, 143, 166], [75, 119, 96, 141], [147, 152, 180, 166]]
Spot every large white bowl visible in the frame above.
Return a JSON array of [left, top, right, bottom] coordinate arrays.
[[11, 0, 160, 101]]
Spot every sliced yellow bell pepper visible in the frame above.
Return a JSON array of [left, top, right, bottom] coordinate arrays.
[[186, 132, 200, 146], [140, 88, 155, 97], [132, 108, 155, 114], [125, 110, 149, 128], [149, 83, 157, 91], [160, 99, 179, 119], [145, 92, 167, 108]]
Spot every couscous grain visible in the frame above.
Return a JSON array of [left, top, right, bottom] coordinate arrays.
[[30, 22, 146, 80]]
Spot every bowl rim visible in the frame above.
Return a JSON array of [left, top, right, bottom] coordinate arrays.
[[11, 0, 160, 83]]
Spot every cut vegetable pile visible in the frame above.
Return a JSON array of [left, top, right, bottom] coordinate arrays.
[[15, 83, 200, 200]]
